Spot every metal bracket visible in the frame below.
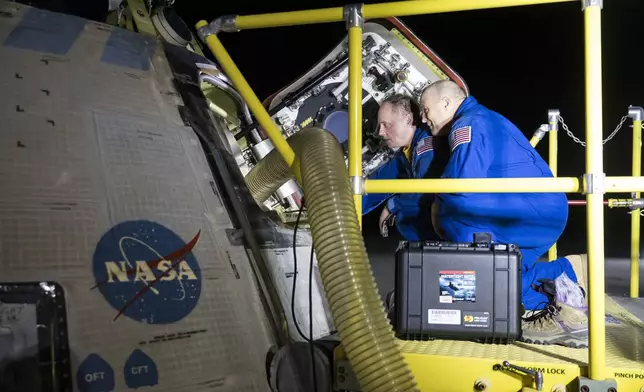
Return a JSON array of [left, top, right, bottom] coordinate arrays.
[[225, 228, 245, 246], [576, 377, 617, 392], [343, 4, 364, 29], [532, 124, 548, 142], [582, 173, 606, 195], [350, 176, 364, 195], [197, 15, 239, 41], [548, 109, 560, 132], [582, 0, 603, 9], [629, 105, 644, 122]]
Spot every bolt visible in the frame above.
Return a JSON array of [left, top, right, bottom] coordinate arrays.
[[474, 378, 490, 391], [607, 388, 617, 392], [137, 9, 144, 17], [338, 375, 345, 383], [580, 386, 590, 392], [338, 366, 345, 374]]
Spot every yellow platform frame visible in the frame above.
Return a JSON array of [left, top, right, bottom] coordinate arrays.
[[196, 0, 644, 390]]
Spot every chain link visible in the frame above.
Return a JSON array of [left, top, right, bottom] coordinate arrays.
[[558, 115, 629, 147]]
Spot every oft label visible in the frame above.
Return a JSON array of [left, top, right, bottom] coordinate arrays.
[[124, 349, 159, 389], [92, 220, 202, 324], [77, 354, 115, 392]]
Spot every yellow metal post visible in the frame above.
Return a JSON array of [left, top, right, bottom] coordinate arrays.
[[548, 110, 560, 261], [195, 21, 298, 174], [582, 1, 606, 381], [629, 106, 643, 298], [346, 6, 364, 225], [231, 0, 576, 30]]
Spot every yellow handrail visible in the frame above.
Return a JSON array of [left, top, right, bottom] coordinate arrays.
[[233, 0, 576, 30], [364, 177, 581, 193], [195, 21, 298, 175]]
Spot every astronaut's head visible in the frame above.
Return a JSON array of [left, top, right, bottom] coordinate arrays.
[[420, 80, 466, 136], [377, 94, 418, 148]]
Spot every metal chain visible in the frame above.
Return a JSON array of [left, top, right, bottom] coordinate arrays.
[[559, 115, 629, 147]]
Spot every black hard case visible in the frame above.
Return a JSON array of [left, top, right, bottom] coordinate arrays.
[[394, 240, 522, 343]]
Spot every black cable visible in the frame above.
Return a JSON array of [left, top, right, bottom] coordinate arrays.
[[308, 240, 318, 392], [290, 198, 319, 391], [291, 199, 309, 341]]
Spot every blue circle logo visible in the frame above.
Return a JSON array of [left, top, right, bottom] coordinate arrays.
[[92, 220, 202, 324]]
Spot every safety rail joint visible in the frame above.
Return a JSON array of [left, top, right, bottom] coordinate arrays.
[[351, 176, 365, 195], [582, 0, 602, 9], [583, 173, 606, 195], [343, 3, 364, 28], [629, 106, 644, 121], [197, 15, 239, 41]]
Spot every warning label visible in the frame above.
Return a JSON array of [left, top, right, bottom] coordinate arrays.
[[463, 311, 490, 328], [439, 270, 476, 303]]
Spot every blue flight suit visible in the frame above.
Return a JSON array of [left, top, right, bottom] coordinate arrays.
[[363, 128, 446, 241], [435, 96, 577, 310]]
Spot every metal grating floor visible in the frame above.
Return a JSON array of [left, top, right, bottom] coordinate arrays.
[[399, 295, 644, 369]]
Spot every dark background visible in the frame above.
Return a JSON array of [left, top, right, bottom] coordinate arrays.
[[22, 0, 644, 257]]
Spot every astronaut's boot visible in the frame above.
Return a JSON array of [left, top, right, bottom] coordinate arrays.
[[520, 273, 588, 348]]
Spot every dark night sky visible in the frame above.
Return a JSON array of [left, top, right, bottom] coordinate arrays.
[[176, 0, 644, 257], [22, 0, 644, 257]]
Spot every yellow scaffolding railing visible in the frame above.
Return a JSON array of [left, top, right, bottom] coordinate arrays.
[[535, 106, 643, 300], [196, 0, 636, 384]]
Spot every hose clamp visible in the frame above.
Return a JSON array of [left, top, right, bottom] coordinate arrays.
[[548, 109, 560, 132], [350, 176, 364, 195], [582, 0, 603, 9], [343, 4, 364, 29], [628, 106, 644, 122], [197, 15, 239, 41], [582, 172, 606, 194]]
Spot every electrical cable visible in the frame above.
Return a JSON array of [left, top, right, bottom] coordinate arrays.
[[290, 198, 319, 391], [309, 240, 318, 392], [291, 199, 309, 341]]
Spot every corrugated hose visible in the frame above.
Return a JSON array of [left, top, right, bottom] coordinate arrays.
[[244, 127, 417, 391]]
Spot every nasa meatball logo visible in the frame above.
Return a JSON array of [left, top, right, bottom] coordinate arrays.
[[91, 220, 202, 324]]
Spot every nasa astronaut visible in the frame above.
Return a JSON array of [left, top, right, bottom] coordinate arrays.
[[362, 93, 448, 242], [370, 82, 589, 348]]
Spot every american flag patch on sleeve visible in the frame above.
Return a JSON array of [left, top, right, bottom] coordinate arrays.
[[449, 126, 472, 152], [416, 136, 433, 156]]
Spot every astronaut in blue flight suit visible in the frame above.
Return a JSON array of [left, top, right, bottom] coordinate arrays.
[[362, 94, 447, 241], [419, 80, 588, 347]]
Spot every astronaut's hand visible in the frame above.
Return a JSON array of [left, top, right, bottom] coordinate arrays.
[[379, 206, 393, 237]]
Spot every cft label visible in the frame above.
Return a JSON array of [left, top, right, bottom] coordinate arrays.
[[91, 220, 202, 324], [124, 349, 159, 389]]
